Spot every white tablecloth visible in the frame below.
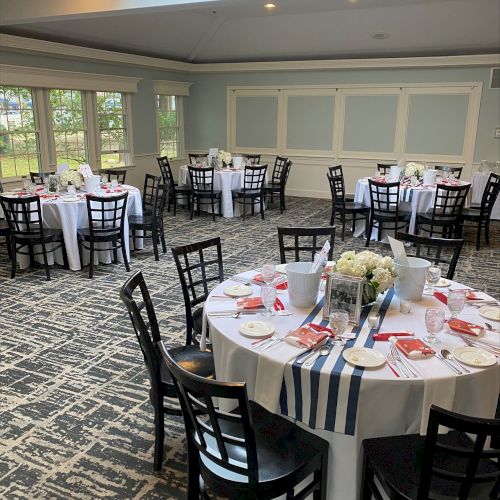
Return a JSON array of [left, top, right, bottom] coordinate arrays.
[[206, 271, 499, 500], [179, 166, 266, 218], [471, 172, 500, 220], [10, 186, 143, 271]]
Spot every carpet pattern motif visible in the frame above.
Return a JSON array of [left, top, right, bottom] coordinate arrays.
[[0, 197, 498, 499]]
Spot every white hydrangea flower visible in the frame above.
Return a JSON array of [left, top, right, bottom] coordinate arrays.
[[372, 267, 394, 293]]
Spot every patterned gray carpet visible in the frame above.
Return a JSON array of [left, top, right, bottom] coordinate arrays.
[[0, 197, 498, 499]]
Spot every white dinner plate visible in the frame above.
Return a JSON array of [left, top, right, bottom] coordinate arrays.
[[223, 284, 253, 297], [239, 321, 275, 338], [343, 347, 386, 368], [478, 306, 500, 322], [434, 278, 451, 288], [275, 264, 287, 274], [452, 346, 496, 367]]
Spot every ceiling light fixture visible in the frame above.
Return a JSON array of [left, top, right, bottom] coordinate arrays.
[[264, 3, 276, 10], [370, 32, 390, 40]]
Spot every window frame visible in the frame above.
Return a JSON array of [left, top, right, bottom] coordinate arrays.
[[155, 94, 185, 161]]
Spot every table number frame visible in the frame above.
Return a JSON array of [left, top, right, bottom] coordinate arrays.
[[323, 273, 364, 325]]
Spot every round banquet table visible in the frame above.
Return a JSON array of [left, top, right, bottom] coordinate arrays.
[[179, 165, 266, 218], [205, 270, 499, 500], [2, 186, 143, 271], [353, 178, 471, 242]]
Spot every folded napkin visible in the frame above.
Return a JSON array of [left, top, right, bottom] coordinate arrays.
[[276, 281, 288, 290], [284, 327, 327, 349], [306, 323, 333, 336], [394, 338, 435, 359], [448, 319, 485, 337], [373, 331, 414, 341], [236, 297, 263, 309], [434, 291, 448, 304]]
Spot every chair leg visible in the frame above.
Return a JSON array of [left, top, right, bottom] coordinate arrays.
[[360, 452, 375, 500], [485, 222, 490, 245], [10, 238, 17, 278], [6, 234, 12, 259], [260, 197, 265, 220], [153, 402, 165, 472], [152, 229, 159, 261], [365, 217, 373, 247], [61, 238, 69, 270], [89, 242, 95, 279], [121, 235, 130, 271], [173, 195, 177, 216], [41, 240, 50, 281], [186, 440, 201, 500], [279, 190, 285, 214], [476, 223, 481, 251], [190, 196, 195, 220], [352, 212, 357, 235], [211, 197, 215, 222], [160, 227, 167, 254]]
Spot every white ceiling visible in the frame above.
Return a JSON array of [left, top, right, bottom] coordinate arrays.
[[0, 0, 499, 64]]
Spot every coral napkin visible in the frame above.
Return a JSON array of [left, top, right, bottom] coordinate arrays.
[[448, 319, 485, 337], [306, 323, 333, 336], [284, 327, 327, 349], [434, 291, 448, 304], [395, 338, 435, 359]]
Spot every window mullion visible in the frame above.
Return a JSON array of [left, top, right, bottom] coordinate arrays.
[[34, 88, 53, 172], [84, 91, 99, 170]]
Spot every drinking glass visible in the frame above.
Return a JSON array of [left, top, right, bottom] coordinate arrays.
[[261, 285, 277, 317], [261, 263, 275, 285], [67, 184, 77, 195], [100, 174, 108, 185], [447, 289, 466, 318], [425, 265, 441, 294], [329, 309, 350, 346], [424, 308, 445, 344]]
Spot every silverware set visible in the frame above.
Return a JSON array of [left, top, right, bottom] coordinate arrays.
[[388, 345, 420, 378], [459, 334, 500, 357]]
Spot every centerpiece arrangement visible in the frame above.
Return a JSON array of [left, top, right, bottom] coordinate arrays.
[[334, 250, 396, 305], [217, 150, 232, 168], [404, 162, 425, 180], [59, 169, 83, 189]]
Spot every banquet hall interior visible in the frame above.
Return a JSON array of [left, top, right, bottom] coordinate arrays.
[[0, 0, 499, 499]]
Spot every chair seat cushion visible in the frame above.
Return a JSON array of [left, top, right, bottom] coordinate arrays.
[[232, 189, 262, 197], [373, 209, 411, 222], [363, 431, 498, 499], [342, 202, 370, 212], [15, 226, 63, 242], [263, 183, 281, 190], [193, 189, 222, 198], [160, 345, 215, 385], [77, 227, 121, 241], [198, 401, 327, 489], [460, 207, 484, 220], [416, 213, 459, 225]]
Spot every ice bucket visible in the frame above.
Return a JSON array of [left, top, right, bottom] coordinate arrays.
[[286, 262, 322, 308], [423, 169, 437, 186], [85, 175, 101, 194], [233, 157, 244, 168], [390, 165, 402, 180], [394, 257, 431, 301]]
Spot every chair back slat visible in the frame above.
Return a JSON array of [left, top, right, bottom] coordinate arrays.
[[368, 179, 401, 214], [243, 165, 267, 192], [377, 163, 394, 175], [142, 174, 161, 212], [418, 405, 500, 500], [188, 153, 208, 165], [480, 173, 500, 216], [188, 166, 215, 195], [242, 153, 261, 165], [171, 238, 224, 344], [328, 174, 347, 210], [435, 165, 463, 180], [159, 342, 260, 486], [156, 156, 176, 188], [432, 184, 470, 219], [85, 192, 128, 236], [277, 226, 335, 264], [0, 195, 44, 236], [396, 232, 463, 280], [101, 169, 127, 184], [271, 156, 288, 184], [328, 165, 343, 177]]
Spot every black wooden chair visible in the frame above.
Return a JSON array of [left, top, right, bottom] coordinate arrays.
[[157, 156, 191, 215], [77, 192, 130, 278], [328, 173, 369, 241], [0, 181, 11, 258], [416, 183, 470, 239], [188, 166, 222, 221], [100, 169, 127, 184], [396, 232, 464, 280], [0, 194, 67, 280], [141, 173, 160, 216], [130, 181, 168, 261], [232, 164, 267, 220], [30, 171, 54, 185], [158, 341, 329, 500], [377, 163, 394, 175], [328, 165, 354, 202], [242, 153, 261, 165], [188, 153, 208, 165], [277, 226, 335, 264], [263, 158, 291, 213], [460, 173, 500, 250], [366, 179, 411, 247], [435, 164, 463, 179], [361, 404, 500, 500], [171, 237, 224, 347], [120, 271, 215, 472]]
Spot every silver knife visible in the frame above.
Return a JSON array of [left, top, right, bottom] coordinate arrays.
[[435, 353, 462, 374], [297, 344, 324, 365]]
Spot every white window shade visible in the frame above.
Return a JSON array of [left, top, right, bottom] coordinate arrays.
[[153, 80, 192, 96]]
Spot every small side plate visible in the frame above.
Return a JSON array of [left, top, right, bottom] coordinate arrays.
[[452, 346, 496, 367], [342, 347, 385, 368]]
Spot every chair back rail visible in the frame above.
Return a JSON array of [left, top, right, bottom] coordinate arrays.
[[142, 174, 161, 212], [159, 342, 260, 486], [101, 169, 127, 184], [0, 194, 44, 236], [270, 156, 289, 184], [328, 174, 347, 210], [242, 153, 261, 165], [243, 165, 267, 193], [368, 179, 401, 215], [188, 166, 215, 195], [188, 153, 208, 165], [435, 165, 463, 180], [396, 232, 463, 280], [479, 173, 500, 216], [432, 184, 470, 219], [277, 226, 335, 264], [85, 192, 128, 237], [157, 156, 172, 185]]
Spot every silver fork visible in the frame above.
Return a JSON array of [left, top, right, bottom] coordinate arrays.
[[390, 344, 420, 378], [387, 349, 409, 378], [460, 335, 500, 356]]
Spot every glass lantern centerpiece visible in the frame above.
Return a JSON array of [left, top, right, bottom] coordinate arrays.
[[334, 251, 396, 305]]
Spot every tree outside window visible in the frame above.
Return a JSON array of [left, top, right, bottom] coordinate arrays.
[[50, 89, 88, 169], [157, 95, 181, 159], [0, 86, 40, 178]]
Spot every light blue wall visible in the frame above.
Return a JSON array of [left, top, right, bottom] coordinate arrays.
[[185, 67, 500, 162], [0, 49, 191, 155]]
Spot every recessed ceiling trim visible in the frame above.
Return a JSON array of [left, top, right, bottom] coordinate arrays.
[[1, 34, 499, 74]]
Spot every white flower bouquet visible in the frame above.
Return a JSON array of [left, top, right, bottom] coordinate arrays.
[[404, 162, 425, 179], [59, 169, 83, 189], [334, 250, 396, 304], [217, 150, 232, 165]]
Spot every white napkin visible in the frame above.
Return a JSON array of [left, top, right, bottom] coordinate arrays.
[[254, 342, 307, 413]]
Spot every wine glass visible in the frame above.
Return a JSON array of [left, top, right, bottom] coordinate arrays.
[[261, 285, 276, 317], [424, 308, 445, 344], [329, 309, 350, 346], [447, 289, 466, 318], [425, 265, 441, 294], [261, 263, 275, 285]]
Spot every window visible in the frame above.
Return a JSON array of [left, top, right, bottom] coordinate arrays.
[[96, 91, 130, 168], [50, 89, 88, 168], [157, 95, 182, 159], [0, 85, 40, 178]]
